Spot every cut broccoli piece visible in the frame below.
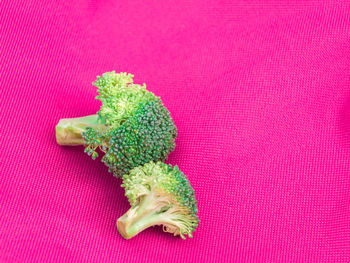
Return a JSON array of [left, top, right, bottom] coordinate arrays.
[[56, 72, 177, 177], [117, 161, 199, 239]]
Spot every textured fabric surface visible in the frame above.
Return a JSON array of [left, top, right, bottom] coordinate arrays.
[[1, 1, 350, 262]]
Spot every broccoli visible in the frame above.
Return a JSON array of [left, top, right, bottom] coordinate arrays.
[[117, 161, 199, 239], [56, 72, 177, 177]]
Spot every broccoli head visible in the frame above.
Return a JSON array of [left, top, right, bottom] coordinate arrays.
[[117, 161, 199, 239], [56, 72, 177, 177]]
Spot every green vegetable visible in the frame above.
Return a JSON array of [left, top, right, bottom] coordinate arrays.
[[56, 72, 177, 177], [117, 161, 199, 239]]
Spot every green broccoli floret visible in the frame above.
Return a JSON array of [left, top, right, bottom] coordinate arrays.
[[56, 72, 177, 177], [117, 161, 199, 239]]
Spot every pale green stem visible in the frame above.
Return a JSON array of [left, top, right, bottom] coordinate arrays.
[[55, 114, 104, 146], [117, 194, 174, 239]]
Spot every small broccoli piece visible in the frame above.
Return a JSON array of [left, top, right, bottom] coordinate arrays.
[[117, 161, 199, 239], [56, 72, 177, 177]]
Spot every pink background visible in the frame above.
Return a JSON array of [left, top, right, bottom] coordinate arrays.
[[1, 1, 350, 262]]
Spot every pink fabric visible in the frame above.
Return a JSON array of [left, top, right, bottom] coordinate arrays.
[[1, 1, 350, 262]]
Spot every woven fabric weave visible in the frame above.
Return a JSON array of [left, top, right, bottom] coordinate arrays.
[[1, 1, 350, 262]]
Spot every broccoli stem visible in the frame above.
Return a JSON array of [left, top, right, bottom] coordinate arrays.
[[117, 194, 175, 239], [56, 115, 104, 146]]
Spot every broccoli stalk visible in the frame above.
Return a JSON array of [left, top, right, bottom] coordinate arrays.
[[56, 115, 104, 146], [117, 192, 195, 239], [55, 72, 177, 177], [117, 162, 199, 239]]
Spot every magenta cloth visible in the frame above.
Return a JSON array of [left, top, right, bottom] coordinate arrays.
[[1, 1, 350, 262]]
